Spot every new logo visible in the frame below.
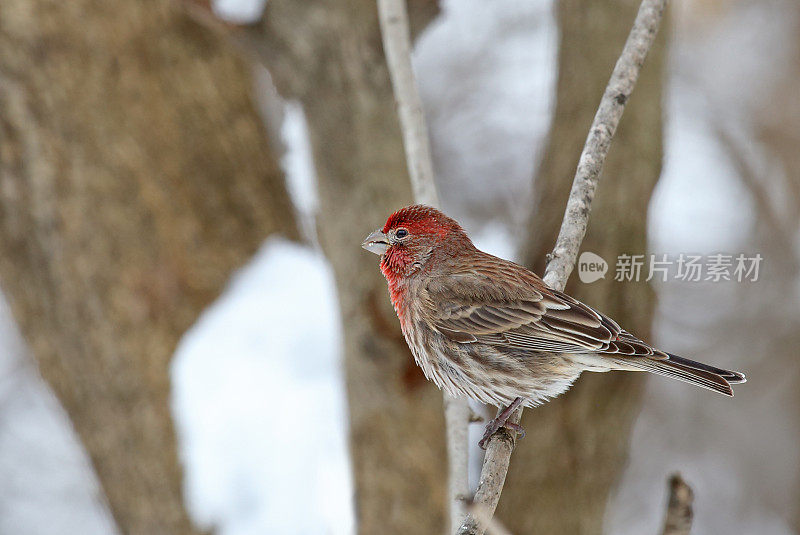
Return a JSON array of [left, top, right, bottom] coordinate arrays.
[[578, 251, 608, 283]]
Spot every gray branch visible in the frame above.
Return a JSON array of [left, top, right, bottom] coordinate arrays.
[[542, 0, 666, 289], [376, 0, 471, 530], [377, 0, 439, 207], [443, 394, 471, 529], [456, 428, 517, 535], [457, 0, 667, 532], [661, 473, 694, 535]]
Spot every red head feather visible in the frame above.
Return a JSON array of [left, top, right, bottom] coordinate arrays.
[[381, 205, 464, 237]]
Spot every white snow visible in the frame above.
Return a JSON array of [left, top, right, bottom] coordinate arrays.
[[0, 297, 118, 535], [171, 238, 353, 535], [280, 102, 320, 243], [212, 0, 266, 25]]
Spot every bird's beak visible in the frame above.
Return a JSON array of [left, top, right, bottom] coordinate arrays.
[[362, 229, 390, 255]]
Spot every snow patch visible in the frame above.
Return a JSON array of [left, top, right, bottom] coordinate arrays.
[[171, 239, 353, 535], [211, 0, 266, 24]]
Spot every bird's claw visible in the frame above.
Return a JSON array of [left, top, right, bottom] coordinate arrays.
[[478, 397, 526, 449], [478, 418, 526, 449], [504, 422, 525, 439], [478, 420, 501, 449]]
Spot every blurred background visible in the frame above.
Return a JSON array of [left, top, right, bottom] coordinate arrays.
[[0, 0, 797, 534]]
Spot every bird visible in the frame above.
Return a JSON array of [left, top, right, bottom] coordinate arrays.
[[362, 204, 745, 448]]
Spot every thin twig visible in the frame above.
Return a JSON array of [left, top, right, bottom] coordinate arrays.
[[444, 394, 472, 529], [458, 0, 667, 533], [661, 473, 694, 535], [377, 0, 440, 207], [456, 429, 517, 535], [541, 0, 666, 289], [376, 0, 471, 531]]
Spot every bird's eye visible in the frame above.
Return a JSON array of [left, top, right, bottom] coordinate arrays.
[[395, 228, 409, 239]]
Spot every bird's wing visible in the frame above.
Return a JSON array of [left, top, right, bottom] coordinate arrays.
[[424, 263, 663, 357], [422, 255, 742, 396]]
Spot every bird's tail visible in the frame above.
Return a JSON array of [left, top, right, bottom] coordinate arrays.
[[612, 353, 746, 396]]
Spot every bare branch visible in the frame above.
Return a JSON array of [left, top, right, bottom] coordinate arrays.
[[376, 0, 470, 531], [444, 394, 471, 529], [542, 0, 667, 290], [661, 473, 694, 535], [458, 0, 667, 532], [456, 428, 517, 535], [377, 0, 440, 207]]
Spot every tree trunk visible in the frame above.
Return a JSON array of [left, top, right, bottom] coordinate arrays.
[[498, 0, 667, 532], [0, 2, 297, 534], [253, 1, 447, 533]]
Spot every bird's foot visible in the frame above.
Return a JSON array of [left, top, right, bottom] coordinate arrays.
[[478, 397, 525, 449], [504, 422, 525, 439], [478, 418, 525, 449]]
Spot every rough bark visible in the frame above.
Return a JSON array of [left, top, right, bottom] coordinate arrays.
[[0, 2, 297, 533], [251, 1, 448, 533], [497, 0, 667, 532]]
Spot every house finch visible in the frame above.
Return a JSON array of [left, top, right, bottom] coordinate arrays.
[[362, 205, 745, 447]]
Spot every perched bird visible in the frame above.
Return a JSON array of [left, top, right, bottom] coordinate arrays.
[[362, 205, 745, 447]]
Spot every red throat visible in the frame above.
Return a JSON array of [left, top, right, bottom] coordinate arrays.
[[380, 256, 407, 325]]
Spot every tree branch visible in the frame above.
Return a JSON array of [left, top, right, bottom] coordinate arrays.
[[457, 0, 667, 532], [661, 473, 694, 535], [377, 0, 440, 207], [443, 394, 472, 530], [541, 0, 666, 289], [376, 0, 471, 531]]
